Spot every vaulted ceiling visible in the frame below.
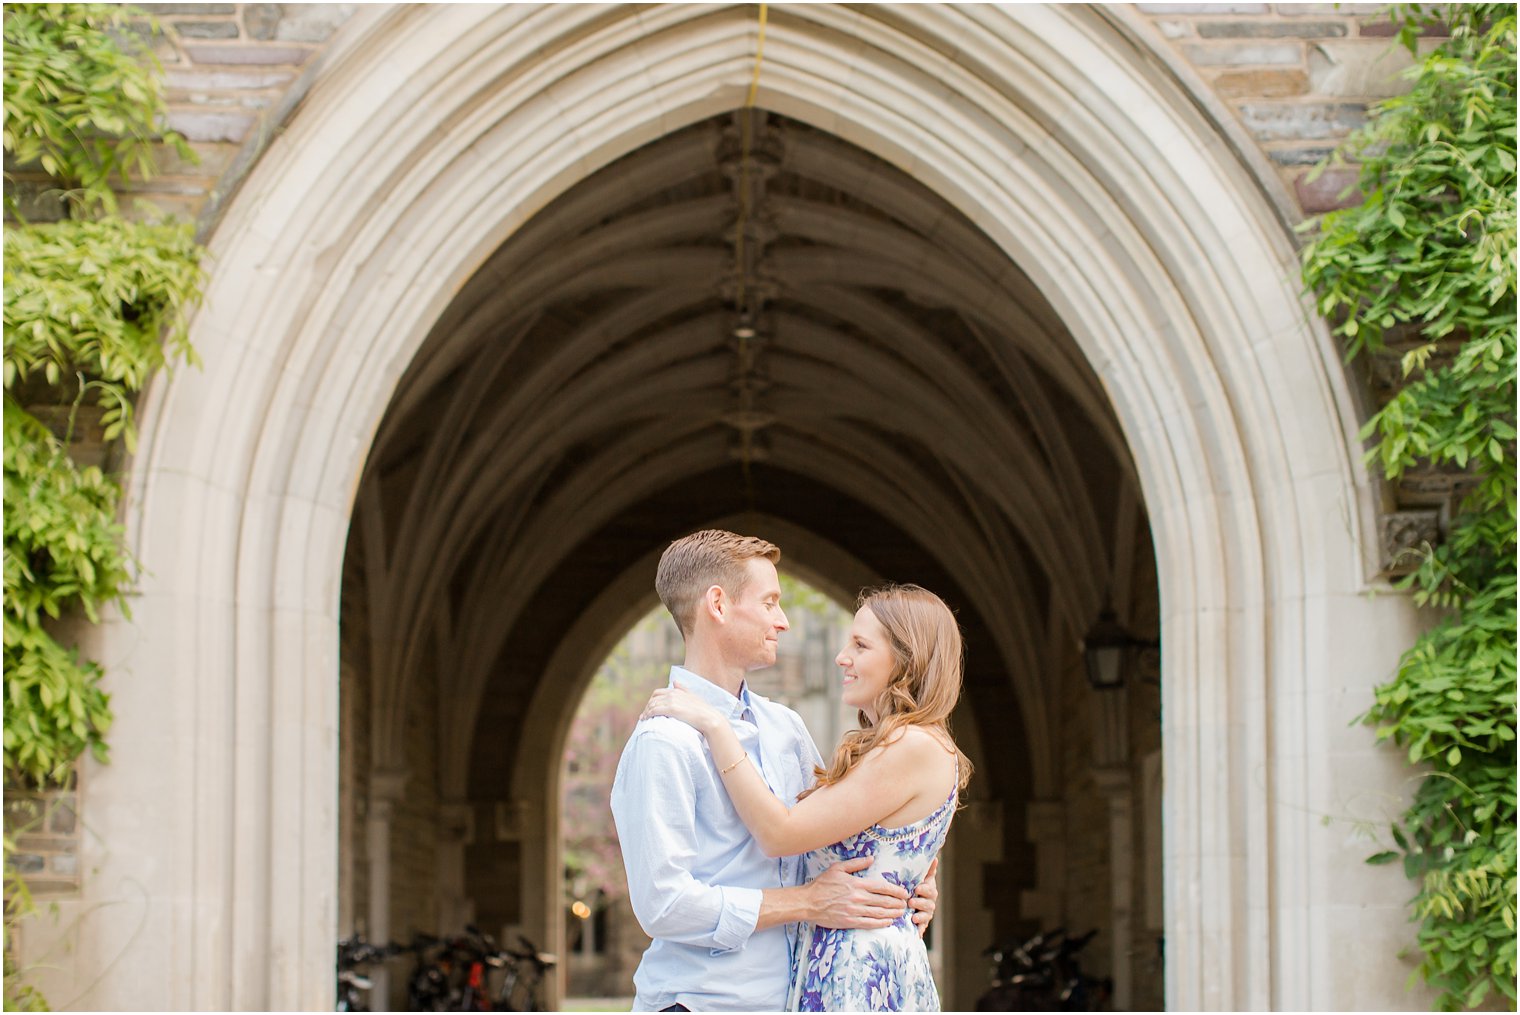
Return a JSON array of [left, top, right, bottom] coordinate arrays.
[[341, 109, 1151, 805]]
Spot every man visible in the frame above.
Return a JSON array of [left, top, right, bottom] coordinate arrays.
[[611, 530, 938, 1011]]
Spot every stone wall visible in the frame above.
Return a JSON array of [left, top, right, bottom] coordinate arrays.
[[1137, 2, 1443, 212], [3, 781, 80, 896], [106, 3, 1422, 230], [121, 4, 355, 223]]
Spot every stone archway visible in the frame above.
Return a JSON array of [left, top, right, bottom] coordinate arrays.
[[62, 5, 1423, 1010]]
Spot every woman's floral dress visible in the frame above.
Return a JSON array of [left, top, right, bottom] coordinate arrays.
[[784, 777, 958, 1011]]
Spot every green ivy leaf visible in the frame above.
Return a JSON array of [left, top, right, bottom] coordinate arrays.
[[3, 4, 203, 818], [1303, 5, 1518, 1010]]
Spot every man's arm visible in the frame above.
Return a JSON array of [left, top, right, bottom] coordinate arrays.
[[769, 709, 913, 932], [611, 728, 761, 953], [757, 856, 910, 932], [798, 711, 938, 937]]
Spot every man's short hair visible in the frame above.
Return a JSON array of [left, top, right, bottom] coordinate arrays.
[[656, 530, 781, 637]]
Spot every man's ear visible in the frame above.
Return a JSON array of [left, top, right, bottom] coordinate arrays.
[[702, 584, 726, 624]]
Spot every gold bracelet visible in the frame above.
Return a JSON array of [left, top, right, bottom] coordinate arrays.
[[720, 754, 748, 775]]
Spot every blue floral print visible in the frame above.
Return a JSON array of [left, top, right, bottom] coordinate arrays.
[[785, 783, 957, 1011]]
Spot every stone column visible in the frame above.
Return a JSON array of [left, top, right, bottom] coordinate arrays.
[[1020, 800, 1066, 931], [437, 802, 474, 934], [366, 769, 408, 1007], [944, 800, 1002, 1009], [514, 796, 563, 1010], [1091, 689, 1133, 1010]]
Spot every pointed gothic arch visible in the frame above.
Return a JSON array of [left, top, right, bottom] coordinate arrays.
[[61, 5, 1423, 1009]]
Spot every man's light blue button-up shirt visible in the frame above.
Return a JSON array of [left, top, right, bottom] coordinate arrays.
[[611, 666, 824, 1012]]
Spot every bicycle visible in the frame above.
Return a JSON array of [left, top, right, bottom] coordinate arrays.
[[492, 934, 557, 1012], [395, 933, 456, 1011], [335, 935, 392, 1012], [378, 926, 557, 1011], [454, 925, 510, 1012], [975, 927, 1111, 1011]]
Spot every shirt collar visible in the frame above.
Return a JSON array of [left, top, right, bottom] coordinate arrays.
[[670, 665, 754, 720]]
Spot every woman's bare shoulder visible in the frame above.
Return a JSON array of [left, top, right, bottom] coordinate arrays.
[[899, 723, 957, 755], [867, 724, 956, 768]]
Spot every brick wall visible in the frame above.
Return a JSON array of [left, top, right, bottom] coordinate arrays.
[[123, 4, 354, 223], [1138, 2, 1443, 212], [4, 780, 81, 896], [82, 3, 1423, 230]]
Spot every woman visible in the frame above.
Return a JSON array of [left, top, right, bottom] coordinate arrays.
[[642, 583, 972, 1012]]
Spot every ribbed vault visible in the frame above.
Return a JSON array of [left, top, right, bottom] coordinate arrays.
[[343, 111, 1147, 822]]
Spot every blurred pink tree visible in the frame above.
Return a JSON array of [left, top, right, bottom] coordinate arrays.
[[561, 622, 670, 907]]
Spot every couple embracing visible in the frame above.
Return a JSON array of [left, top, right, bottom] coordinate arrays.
[[611, 530, 971, 1012]]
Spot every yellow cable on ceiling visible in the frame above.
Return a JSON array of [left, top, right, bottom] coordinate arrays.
[[734, 4, 768, 318], [746, 3, 769, 109]]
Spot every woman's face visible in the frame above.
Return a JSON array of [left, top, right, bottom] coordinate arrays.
[[836, 606, 897, 721]]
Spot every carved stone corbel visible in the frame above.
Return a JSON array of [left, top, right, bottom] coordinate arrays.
[[1379, 508, 1442, 576]]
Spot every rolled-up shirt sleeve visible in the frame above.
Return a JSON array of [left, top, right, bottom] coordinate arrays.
[[612, 727, 762, 954]]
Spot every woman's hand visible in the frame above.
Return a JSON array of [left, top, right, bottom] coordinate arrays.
[[641, 685, 725, 738]]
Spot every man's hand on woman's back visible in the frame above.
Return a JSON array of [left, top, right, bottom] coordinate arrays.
[[805, 856, 911, 930], [910, 858, 938, 937]]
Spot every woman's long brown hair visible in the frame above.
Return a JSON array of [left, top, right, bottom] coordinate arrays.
[[798, 584, 972, 800]]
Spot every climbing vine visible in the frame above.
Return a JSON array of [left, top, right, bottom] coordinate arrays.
[[1300, 5, 1516, 1010], [4, 0, 201, 786], [3, 6, 201, 1002]]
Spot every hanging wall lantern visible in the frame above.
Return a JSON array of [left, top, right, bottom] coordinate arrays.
[[1081, 605, 1158, 691]]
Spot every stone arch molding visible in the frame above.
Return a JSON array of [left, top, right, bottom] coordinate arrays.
[[74, 3, 1417, 1010]]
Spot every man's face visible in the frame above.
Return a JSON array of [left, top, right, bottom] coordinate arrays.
[[726, 557, 790, 671]]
